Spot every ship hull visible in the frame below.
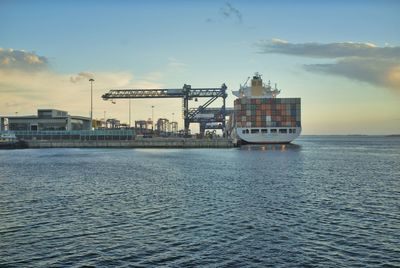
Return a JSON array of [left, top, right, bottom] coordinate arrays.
[[0, 141, 28, 149], [236, 127, 301, 144]]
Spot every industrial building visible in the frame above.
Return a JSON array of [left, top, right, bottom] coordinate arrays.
[[1, 109, 91, 131]]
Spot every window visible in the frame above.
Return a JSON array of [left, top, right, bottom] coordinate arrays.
[[246, 129, 249, 134], [279, 129, 287, 134], [261, 129, 268, 134], [292, 129, 296, 133], [242, 130, 246, 134], [289, 129, 293, 133], [270, 129, 277, 133], [251, 129, 260, 134], [38, 111, 52, 119]]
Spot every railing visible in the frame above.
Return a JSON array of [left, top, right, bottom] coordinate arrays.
[[0, 130, 135, 141]]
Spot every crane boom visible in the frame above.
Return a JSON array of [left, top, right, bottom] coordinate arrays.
[[101, 84, 228, 136], [102, 85, 226, 99]]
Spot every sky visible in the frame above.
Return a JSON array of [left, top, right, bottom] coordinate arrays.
[[1, 0, 399, 134]]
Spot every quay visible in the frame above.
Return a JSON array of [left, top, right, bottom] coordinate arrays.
[[26, 137, 233, 149], [1, 130, 234, 149]]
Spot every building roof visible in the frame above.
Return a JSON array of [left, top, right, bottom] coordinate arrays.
[[70, 115, 90, 121], [2, 115, 37, 119]]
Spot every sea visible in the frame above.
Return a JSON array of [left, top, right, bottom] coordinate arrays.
[[0, 136, 399, 267]]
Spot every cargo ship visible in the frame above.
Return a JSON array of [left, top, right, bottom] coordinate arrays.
[[229, 73, 301, 144]]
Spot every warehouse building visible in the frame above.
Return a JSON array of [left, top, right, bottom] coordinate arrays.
[[2, 109, 91, 131]]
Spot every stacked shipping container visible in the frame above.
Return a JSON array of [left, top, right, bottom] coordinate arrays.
[[234, 98, 301, 128]]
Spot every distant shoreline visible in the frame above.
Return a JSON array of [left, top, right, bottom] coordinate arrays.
[[300, 134, 400, 137]]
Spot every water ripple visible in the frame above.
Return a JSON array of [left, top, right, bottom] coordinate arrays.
[[0, 136, 399, 267]]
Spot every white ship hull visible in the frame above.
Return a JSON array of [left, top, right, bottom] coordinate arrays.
[[236, 127, 301, 144]]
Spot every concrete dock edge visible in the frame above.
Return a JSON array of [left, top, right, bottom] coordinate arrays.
[[26, 138, 234, 148]]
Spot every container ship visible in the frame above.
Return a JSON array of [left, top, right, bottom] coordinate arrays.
[[229, 73, 301, 144]]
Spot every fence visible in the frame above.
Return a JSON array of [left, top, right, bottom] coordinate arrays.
[[1, 130, 135, 141]]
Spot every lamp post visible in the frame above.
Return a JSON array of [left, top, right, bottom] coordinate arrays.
[[129, 99, 131, 128], [151, 105, 155, 131], [172, 112, 175, 134], [89, 78, 94, 130]]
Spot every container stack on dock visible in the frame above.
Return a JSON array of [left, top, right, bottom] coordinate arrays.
[[234, 98, 301, 128]]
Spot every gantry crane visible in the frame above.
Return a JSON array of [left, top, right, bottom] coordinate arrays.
[[102, 84, 228, 136]]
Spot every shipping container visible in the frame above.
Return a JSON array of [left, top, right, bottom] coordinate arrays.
[[234, 97, 301, 128]]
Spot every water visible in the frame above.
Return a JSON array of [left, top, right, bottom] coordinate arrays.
[[0, 136, 399, 267]]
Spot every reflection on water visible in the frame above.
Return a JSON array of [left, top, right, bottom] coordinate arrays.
[[240, 143, 302, 151]]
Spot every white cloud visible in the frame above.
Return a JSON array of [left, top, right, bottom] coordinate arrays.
[[256, 39, 400, 91], [0, 69, 164, 121], [0, 48, 48, 71], [70, 72, 94, 83], [0, 48, 184, 125], [271, 38, 288, 45], [167, 57, 187, 69]]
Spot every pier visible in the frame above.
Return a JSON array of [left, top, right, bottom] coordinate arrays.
[[26, 137, 233, 149], [1, 130, 234, 149]]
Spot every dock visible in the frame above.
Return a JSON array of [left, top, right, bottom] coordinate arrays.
[[1, 130, 235, 149], [26, 137, 234, 149]]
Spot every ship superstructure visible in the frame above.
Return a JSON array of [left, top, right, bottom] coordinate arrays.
[[230, 73, 301, 144]]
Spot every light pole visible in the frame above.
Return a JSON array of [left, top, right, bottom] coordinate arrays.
[[89, 78, 94, 130], [129, 99, 131, 127], [151, 105, 154, 131], [171, 112, 175, 134]]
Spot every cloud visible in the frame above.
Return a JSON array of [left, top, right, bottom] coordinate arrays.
[[0, 48, 48, 71], [0, 48, 186, 125], [167, 57, 187, 69], [70, 72, 95, 83], [219, 2, 242, 24], [305, 58, 400, 90], [257, 39, 400, 58], [0, 68, 165, 120], [257, 39, 400, 91]]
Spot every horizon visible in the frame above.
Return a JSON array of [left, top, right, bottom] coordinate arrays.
[[1, 0, 399, 135]]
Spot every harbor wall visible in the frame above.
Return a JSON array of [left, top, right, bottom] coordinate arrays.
[[26, 138, 234, 148]]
